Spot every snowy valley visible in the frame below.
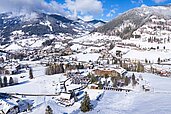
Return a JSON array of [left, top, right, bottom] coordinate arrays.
[[0, 4, 171, 114]]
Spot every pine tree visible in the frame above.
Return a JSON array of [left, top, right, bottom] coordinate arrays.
[[157, 46, 159, 49], [163, 46, 165, 50], [9, 77, 14, 86], [132, 73, 135, 81], [87, 73, 92, 78], [145, 59, 148, 63], [45, 105, 53, 114], [90, 74, 98, 83], [124, 76, 129, 86], [80, 92, 92, 112], [104, 74, 109, 79], [137, 61, 141, 72], [60, 63, 64, 73], [132, 73, 137, 86], [3, 76, 7, 87], [0, 77, 3, 87], [157, 57, 161, 64], [98, 81, 103, 89], [113, 79, 117, 87], [29, 68, 33, 79]]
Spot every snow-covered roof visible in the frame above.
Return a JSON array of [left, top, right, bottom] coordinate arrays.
[[0, 99, 18, 114], [94, 66, 127, 75], [60, 93, 71, 100]]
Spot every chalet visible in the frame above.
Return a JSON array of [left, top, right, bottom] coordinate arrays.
[[60, 93, 72, 101], [0, 99, 19, 114], [0, 97, 33, 114], [93, 66, 127, 77], [57, 93, 75, 106]]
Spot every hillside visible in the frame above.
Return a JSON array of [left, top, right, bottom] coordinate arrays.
[[95, 5, 171, 39], [0, 12, 95, 45]]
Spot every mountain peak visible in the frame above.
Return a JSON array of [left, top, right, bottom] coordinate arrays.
[[0, 12, 96, 45], [94, 5, 171, 39]]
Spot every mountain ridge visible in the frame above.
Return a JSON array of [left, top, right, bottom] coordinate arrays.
[[94, 5, 171, 39], [0, 12, 101, 45]]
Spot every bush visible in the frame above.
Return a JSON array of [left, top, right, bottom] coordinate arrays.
[[124, 76, 130, 86], [3, 76, 7, 87], [29, 68, 34, 79], [98, 81, 103, 89], [80, 92, 92, 112], [45, 105, 53, 114], [132, 73, 137, 86], [9, 77, 14, 86], [0, 77, 3, 87]]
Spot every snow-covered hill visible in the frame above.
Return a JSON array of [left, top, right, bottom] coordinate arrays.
[[0, 12, 96, 45], [95, 4, 171, 39]]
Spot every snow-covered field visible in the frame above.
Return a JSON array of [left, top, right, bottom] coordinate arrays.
[[91, 72, 171, 114], [1, 31, 171, 114], [1, 60, 171, 114], [64, 53, 101, 62]]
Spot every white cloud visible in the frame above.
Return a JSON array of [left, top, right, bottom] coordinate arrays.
[[0, 0, 104, 20], [81, 15, 94, 21], [65, 0, 103, 19], [152, 0, 167, 3], [0, 0, 68, 16], [106, 9, 116, 17], [131, 0, 143, 4]]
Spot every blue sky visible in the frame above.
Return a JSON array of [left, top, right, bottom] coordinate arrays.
[[45, 0, 171, 21], [0, 0, 171, 21]]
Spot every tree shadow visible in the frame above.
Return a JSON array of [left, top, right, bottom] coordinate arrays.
[[16, 80, 30, 85]]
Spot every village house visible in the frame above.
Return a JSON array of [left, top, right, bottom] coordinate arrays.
[[0, 99, 19, 114], [0, 93, 33, 114], [145, 64, 171, 77], [56, 92, 75, 107], [93, 66, 127, 77]]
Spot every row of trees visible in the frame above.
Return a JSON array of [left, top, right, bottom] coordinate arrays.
[[0, 76, 18, 87], [88, 72, 137, 89], [121, 61, 144, 72], [87, 73, 98, 83], [145, 58, 168, 64], [45, 62, 85, 75], [45, 63, 64, 75]]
